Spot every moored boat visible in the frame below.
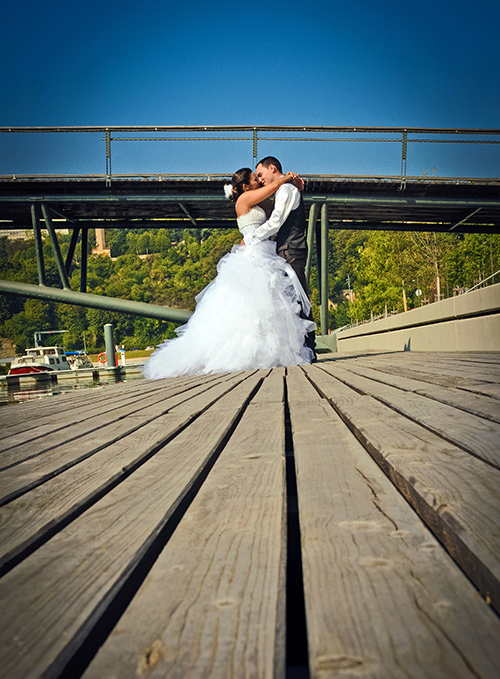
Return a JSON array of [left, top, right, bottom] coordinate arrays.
[[65, 351, 94, 370], [8, 346, 71, 375]]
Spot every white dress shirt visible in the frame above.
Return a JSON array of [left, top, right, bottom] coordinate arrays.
[[243, 182, 301, 246]]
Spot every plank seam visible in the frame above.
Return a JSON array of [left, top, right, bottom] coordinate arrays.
[[284, 370, 311, 678]]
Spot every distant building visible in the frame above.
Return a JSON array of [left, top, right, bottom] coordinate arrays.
[[1, 229, 30, 240], [1, 228, 69, 240], [92, 228, 111, 256]]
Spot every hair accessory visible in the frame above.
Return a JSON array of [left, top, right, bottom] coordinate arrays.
[[223, 184, 233, 200]]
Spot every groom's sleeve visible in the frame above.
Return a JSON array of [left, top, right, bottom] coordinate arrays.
[[245, 184, 299, 244]]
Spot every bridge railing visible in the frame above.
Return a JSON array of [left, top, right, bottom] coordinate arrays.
[[1, 126, 499, 186]]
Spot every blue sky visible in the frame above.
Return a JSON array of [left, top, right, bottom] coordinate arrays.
[[1, 1, 499, 177], [2, 0, 499, 128]]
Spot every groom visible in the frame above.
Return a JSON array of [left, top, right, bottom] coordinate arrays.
[[255, 156, 317, 358]]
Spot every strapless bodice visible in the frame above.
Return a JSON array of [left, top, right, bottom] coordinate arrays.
[[236, 205, 266, 240]]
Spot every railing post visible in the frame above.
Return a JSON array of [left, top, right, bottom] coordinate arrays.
[[252, 128, 258, 168], [80, 227, 88, 292], [41, 204, 71, 290], [31, 204, 46, 286], [105, 129, 112, 186], [320, 203, 329, 335], [399, 129, 407, 191], [305, 203, 319, 291]]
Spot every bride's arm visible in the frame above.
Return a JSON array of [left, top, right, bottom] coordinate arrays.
[[236, 172, 299, 215]]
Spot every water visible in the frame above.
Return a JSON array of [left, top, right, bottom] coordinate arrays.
[[0, 368, 145, 406]]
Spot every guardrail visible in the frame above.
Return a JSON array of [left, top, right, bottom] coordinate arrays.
[[1, 126, 499, 187]]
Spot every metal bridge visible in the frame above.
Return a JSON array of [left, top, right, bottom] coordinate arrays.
[[1, 125, 500, 233], [1, 126, 499, 332]]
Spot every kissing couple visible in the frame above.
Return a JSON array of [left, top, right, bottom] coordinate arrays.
[[145, 156, 316, 379]]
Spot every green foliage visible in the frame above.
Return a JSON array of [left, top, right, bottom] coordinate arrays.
[[349, 232, 500, 322], [1, 229, 499, 352]]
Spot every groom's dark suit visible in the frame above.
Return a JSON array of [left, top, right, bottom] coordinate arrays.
[[270, 186, 316, 356], [273, 189, 308, 292]]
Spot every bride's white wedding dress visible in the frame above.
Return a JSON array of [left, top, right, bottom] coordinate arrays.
[[144, 205, 316, 379]]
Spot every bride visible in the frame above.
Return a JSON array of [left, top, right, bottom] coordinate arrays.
[[144, 168, 316, 379]]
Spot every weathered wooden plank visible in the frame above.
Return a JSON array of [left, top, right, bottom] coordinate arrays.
[[353, 352, 500, 398], [0, 372, 218, 429], [367, 354, 500, 385], [303, 365, 500, 614], [83, 369, 287, 679], [0, 390, 158, 453], [0, 371, 266, 679], [332, 361, 500, 423], [0, 372, 246, 505], [0, 374, 231, 471], [347, 354, 498, 388], [321, 363, 500, 469], [0, 373, 256, 573], [287, 366, 500, 678]]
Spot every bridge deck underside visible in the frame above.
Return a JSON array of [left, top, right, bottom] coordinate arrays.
[[1, 177, 499, 232]]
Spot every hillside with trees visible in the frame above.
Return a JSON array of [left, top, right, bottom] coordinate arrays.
[[0, 228, 498, 354]]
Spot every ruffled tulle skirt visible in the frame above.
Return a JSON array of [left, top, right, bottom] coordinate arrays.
[[144, 240, 316, 379]]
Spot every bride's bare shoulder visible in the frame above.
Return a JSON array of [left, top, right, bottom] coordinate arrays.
[[235, 196, 254, 217]]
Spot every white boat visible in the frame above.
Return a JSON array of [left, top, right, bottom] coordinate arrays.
[[8, 346, 71, 375]]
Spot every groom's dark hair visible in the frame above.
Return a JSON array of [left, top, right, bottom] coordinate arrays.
[[256, 156, 283, 173]]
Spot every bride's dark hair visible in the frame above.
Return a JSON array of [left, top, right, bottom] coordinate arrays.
[[228, 167, 253, 203]]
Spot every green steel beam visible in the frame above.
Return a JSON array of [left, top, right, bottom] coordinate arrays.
[[31, 204, 46, 286], [320, 204, 329, 336], [41, 204, 71, 290], [80, 228, 88, 292], [178, 203, 198, 226], [0, 279, 192, 323], [307, 195, 500, 208], [305, 203, 320, 290], [65, 226, 80, 274]]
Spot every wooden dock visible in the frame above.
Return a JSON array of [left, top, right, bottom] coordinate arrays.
[[0, 351, 499, 679]]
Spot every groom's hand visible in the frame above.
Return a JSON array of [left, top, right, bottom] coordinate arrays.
[[294, 176, 305, 191], [286, 172, 304, 191]]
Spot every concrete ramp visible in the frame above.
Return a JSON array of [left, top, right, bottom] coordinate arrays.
[[335, 283, 500, 352]]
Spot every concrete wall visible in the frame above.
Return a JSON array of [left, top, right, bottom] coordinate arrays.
[[334, 283, 500, 353]]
